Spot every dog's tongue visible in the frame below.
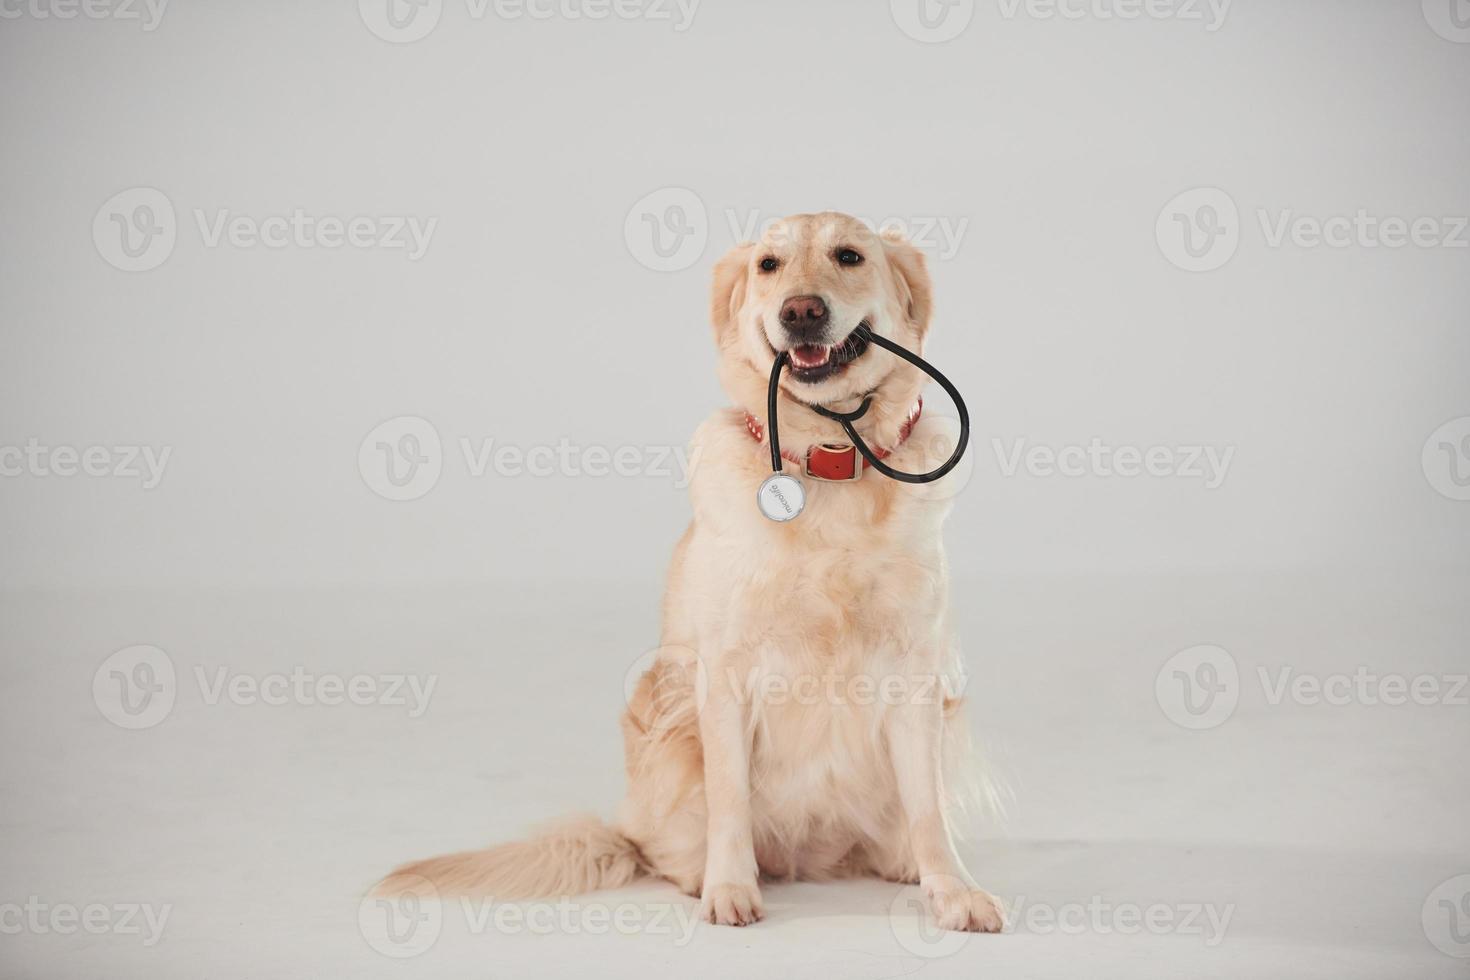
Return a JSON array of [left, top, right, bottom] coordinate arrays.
[[790, 345, 829, 369]]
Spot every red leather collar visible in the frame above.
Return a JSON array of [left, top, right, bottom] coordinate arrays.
[[745, 399, 922, 482]]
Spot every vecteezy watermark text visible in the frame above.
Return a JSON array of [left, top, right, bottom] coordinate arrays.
[[358, 415, 699, 501], [890, 0, 1230, 43], [727, 667, 966, 708], [92, 645, 438, 730], [0, 0, 167, 29], [723, 208, 971, 261], [1157, 187, 1469, 272], [889, 884, 1234, 958], [0, 440, 171, 489], [1003, 895, 1233, 946], [620, 645, 970, 734], [458, 437, 696, 483], [359, 0, 700, 44], [622, 188, 975, 273], [194, 209, 437, 260], [1256, 209, 1469, 251], [0, 898, 170, 947], [992, 437, 1235, 489], [359, 875, 700, 958], [997, 0, 1230, 30], [1156, 644, 1468, 731], [93, 187, 438, 272]]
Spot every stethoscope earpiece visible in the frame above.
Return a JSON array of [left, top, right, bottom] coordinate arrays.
[[757, 326, 970, 522]]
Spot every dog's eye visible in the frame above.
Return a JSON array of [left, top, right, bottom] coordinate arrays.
[[759, 256, 780, 273], [835, 248, 864, 266]]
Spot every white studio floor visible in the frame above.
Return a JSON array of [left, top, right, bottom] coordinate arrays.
[[1, 569, 1466, 979]]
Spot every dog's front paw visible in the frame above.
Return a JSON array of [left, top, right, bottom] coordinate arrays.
[[700, 880, 764, 927], [923, 875, 1006, 933]]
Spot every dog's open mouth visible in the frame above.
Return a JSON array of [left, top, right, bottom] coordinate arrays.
[[782, 322, 872, 384]]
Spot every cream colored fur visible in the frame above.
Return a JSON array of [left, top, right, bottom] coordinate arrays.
[[379, 212, 1005, 934]]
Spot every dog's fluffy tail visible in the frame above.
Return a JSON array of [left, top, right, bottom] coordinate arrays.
[[375, 815, 647, 899]]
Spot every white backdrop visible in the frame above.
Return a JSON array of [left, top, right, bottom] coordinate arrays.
[[1, 0, 1466, 589], [1, 2, 1468, 978]]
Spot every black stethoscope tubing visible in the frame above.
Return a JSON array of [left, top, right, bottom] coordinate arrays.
[[765, 326, 970, 485]]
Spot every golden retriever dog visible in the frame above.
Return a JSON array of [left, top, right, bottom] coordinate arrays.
[[379, 211, 1005, 933]]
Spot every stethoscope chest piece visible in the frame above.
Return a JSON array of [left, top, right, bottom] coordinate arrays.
[[756, 472, 805, 522]]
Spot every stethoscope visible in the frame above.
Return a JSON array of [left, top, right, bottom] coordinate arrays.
[[756, 325, 971, 522]]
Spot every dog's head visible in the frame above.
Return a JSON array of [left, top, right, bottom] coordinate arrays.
[[710, 212, 932, 410]]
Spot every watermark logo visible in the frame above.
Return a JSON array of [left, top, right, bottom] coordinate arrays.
[[890, 0, 974, 43], [888, 877, 973, 958], [1257, 209, 1468, 251], [359, 419, 699, 500], [93, 645, 177, 730], [0, 898, 171, 946], [622, 652, 969, 732], [997, 0, 1231, 31], [0, 440, 172, 489], [360, 884, 700, 956], [1422, 0, 1470, 42], [1423, 875, 1470, 957], [193, 209, 437, 259], [1160, 187, 1468, 271], [1004, 895, 1233, 945], [625, 187, 707, 272], [727, 666, 967, 709], [193, 666, 437, 716], [1256, 667, 1467, 710], [460, 896, 699, 943], [359, 416, 443, 502], [0, 0, 169, 30], [94, 189, 437, 271], [1158, 647, 1467, 731], [360, 875, 442, 958], [724, 208, 972, 261], [93, 646, 438, 728], [93, 187, 176, 272], [888, 881, 1233, 958], [1422, 417, 1470, 501], [458, 436, 697, 484], [361, 0, 698, 43], [1156, 187, 1239, 272], [1155, 644, 1238, 730], [635, 202, 973, 264], [992, 437, 1234, 489], [490, 0, 698, 29], [892, 416, 973, 504], [359, 0, 444, 42], [622, 645, 707, 734]]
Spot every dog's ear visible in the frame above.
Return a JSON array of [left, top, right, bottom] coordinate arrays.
[[880, 230, 933, 337], [710, 242, 753, 349]]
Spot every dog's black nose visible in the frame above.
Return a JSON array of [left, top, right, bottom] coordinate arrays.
[[779, 295, 829, 337]]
